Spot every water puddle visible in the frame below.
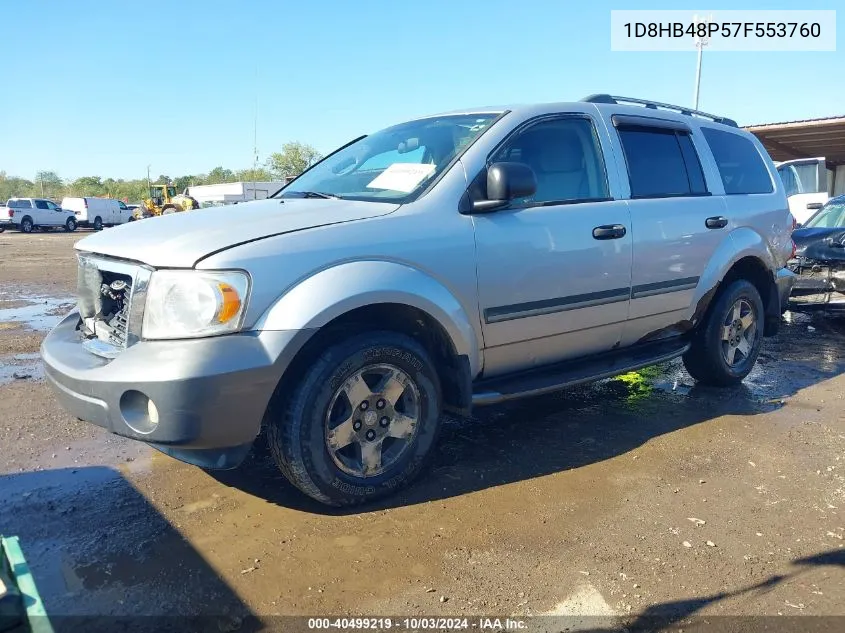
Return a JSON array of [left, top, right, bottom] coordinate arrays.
[[0, 352, 45, 385], [0, 292, 75, 331]]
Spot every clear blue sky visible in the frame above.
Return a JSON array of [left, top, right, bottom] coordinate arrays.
[[2, 0, 841, 181]]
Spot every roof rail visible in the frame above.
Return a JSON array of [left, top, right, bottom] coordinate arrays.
[[581, 94, 738, 127]]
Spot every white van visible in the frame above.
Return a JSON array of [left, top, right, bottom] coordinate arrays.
[[60, 197, 132, 230], [775, 158, 832, 225]]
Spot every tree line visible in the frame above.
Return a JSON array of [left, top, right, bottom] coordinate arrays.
[[1, 142, 322, 203]]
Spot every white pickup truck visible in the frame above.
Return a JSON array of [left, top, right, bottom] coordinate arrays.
[[0, 198, 78, 233]]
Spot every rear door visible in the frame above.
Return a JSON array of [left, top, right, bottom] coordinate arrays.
[[777, 158, 829, 224], [604, 115, 728, 346], [33, 199, 52, 225]]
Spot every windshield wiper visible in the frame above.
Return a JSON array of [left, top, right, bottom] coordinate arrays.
[[287, 191, 343, 200]]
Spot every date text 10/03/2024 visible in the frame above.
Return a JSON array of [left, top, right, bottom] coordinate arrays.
[[307, 617, 528, 630]]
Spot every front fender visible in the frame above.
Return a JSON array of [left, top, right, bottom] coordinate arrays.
[[251, 260, 482, 376]]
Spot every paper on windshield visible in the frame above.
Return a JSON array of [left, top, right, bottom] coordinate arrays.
[[366, 163, 436, 193]]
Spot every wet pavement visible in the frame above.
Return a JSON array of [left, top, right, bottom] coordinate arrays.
[[1, 232, 844, 630]]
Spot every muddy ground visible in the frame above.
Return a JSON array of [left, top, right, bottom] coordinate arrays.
[[1, 231, 843, 631]]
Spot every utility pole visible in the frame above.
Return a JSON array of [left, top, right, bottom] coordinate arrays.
[[252, 63, 259, 200], [693, 14, 712, 110], [39, 173, 44, 197], [146, 165, 151, 189]]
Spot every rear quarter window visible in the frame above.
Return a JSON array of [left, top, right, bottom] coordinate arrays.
[[701, 128, 773, 195]]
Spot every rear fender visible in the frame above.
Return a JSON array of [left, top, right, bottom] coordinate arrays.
[[691, 227, 779, 330]]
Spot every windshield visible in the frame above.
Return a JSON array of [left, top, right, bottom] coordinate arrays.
[[805, 201, 845, 228], [275, 113, 500, 203]]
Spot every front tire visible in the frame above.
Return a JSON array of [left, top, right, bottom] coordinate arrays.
[[65, 217, 77, 232], [267, 331, 442, 506], [683, 279, 764, 386]]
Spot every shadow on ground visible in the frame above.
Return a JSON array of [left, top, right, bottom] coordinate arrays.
[[0, 467, 260, 632], [212, 314, 845, 514], [572, 548, 845, 632]]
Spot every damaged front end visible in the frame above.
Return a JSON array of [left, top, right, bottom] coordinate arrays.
[[76, 254, 150, 358], [787, 228, 845, 312]]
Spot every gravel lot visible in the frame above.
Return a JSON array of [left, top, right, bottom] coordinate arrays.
[[1, 230, 843, 631]]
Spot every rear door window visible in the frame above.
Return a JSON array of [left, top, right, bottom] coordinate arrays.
[[617, 127, 708, 198], [10, 199, 32, 208], [701, 128, 774, 194]]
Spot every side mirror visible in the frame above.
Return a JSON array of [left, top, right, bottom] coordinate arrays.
[[471, 162, 537, 213]]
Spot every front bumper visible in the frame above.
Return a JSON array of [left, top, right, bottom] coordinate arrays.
[[42, 311, 311, 469]]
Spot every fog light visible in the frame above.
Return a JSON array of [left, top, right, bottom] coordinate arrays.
[[120, 390, 160, 435]]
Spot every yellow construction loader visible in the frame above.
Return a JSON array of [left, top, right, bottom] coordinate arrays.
[[131, 184, 198, 220]]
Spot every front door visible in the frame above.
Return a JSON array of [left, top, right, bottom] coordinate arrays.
[[44, 200, 65, 225], [472, 114, 633, 377]]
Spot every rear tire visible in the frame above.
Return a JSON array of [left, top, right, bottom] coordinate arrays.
[[93, 216, 103, 231], [0, 226, 4, 233], [683, 279, 764, 386], [266, 331, 442, 506], [65, 217, 77, 232], [20, 217, 33, 233]]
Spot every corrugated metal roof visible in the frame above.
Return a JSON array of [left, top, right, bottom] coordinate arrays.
[[744, 115, 845, 129], [744, 115, 845, 166]]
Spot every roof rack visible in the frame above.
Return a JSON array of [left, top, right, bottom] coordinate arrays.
[[581, 94, 738, 127]]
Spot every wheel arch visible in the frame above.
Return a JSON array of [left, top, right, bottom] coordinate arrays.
[[253, 261, 482, 416], [692, 228, 780, 336]]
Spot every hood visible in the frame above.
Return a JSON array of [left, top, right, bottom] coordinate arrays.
[[793, 227, 845, 262], [75, 198, 400, 268]]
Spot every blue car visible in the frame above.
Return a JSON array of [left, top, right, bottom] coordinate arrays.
[[788, 194, 845, 311]]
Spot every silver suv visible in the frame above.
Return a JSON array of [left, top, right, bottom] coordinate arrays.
[[42, 95, 796, 506]]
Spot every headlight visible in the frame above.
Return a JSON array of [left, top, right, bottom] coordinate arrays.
[[142, 270, 250, 340]]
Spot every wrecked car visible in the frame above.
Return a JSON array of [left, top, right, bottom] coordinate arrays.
[[42, 94, 795, 507], [788, 194, 845, 311]]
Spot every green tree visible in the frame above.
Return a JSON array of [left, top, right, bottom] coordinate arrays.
[[174, 174, 205, 191], [206, 166, 236, 184], [235, 167, 273, 182], [35, 171, 63, 198], [267, 142, 322, 179], [0, 172, 35, 201], [69, 176, 104, 196]]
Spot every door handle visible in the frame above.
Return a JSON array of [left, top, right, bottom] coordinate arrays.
[[592, 224, 627, 240], [806, 202, 823, 210], [705, 216, 728, 229]]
